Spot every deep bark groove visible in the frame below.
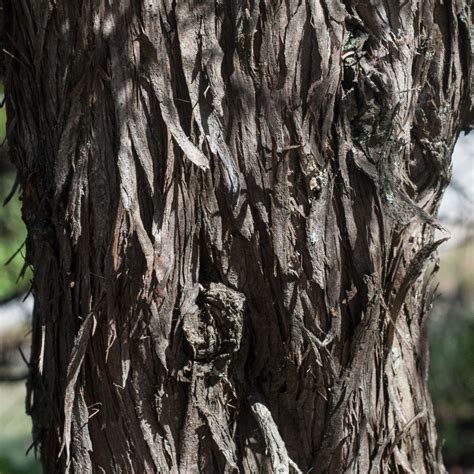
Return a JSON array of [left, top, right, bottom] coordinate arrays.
[[5, 0, 472, 472]]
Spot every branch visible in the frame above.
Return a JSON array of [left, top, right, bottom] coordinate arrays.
[[0, 370, 28, 382]]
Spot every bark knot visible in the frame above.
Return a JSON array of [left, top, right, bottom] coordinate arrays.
[[183, 283, 245, 364]]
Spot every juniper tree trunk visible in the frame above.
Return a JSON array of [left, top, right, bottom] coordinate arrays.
[[5, 0, 472, 472]]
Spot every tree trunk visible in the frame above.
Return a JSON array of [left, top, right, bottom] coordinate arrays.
[[5, 1, 472, 472]]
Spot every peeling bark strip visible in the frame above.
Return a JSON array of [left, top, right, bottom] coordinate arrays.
[[4, 0, 471, 472]]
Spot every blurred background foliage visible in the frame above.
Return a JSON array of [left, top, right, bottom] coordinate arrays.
[[429, 238, 474, 470], [0, 84, 40, 474], [0, 84, 30, 302], [0, 85, 472, 472]]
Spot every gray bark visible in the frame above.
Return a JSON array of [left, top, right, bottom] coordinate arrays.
[[4, 0, 472, 472]]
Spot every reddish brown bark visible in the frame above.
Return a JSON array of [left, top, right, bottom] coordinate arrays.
[[4, 0, 472, 472]]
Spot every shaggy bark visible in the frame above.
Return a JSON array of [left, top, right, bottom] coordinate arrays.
[[5, 0, 472, 472]]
